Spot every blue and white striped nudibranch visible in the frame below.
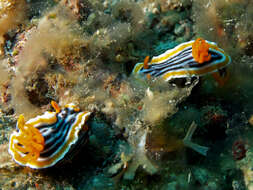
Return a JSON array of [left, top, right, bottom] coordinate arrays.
[[132, 38, 231, 84], [9, 101, 91, 169]]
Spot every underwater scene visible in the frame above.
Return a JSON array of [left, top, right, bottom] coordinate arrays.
[[0, 0, 253, 189]]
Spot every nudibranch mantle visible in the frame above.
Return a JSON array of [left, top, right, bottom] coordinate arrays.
[[9, 101, 91, 169], [133, 38, 231, 82]]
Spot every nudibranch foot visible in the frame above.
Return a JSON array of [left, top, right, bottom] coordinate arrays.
[[211, 68, 230, 87], [9, 102, 91, 169]]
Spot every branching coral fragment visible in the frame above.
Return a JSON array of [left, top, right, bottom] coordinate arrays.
[[123, 130, 158, 180], [183, 121, 209, 156], [109, 128, 158, 180]]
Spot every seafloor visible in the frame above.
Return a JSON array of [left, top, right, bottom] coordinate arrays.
[[0, 0, 253, 189]]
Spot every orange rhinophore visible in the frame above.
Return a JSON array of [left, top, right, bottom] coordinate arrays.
[[143, 56, 150, 69], [51, 101, 61, 113], [192, 38, 211, 64], [11, 115, 45, 163]]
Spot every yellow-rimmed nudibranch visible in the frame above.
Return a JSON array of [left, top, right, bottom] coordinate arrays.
[[9, 101, 91, 169], [133, 38, 231, 86]]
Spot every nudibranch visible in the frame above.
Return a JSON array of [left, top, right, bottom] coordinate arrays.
[[133, 38, 231, 85], [9, 101, 91, 169]]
